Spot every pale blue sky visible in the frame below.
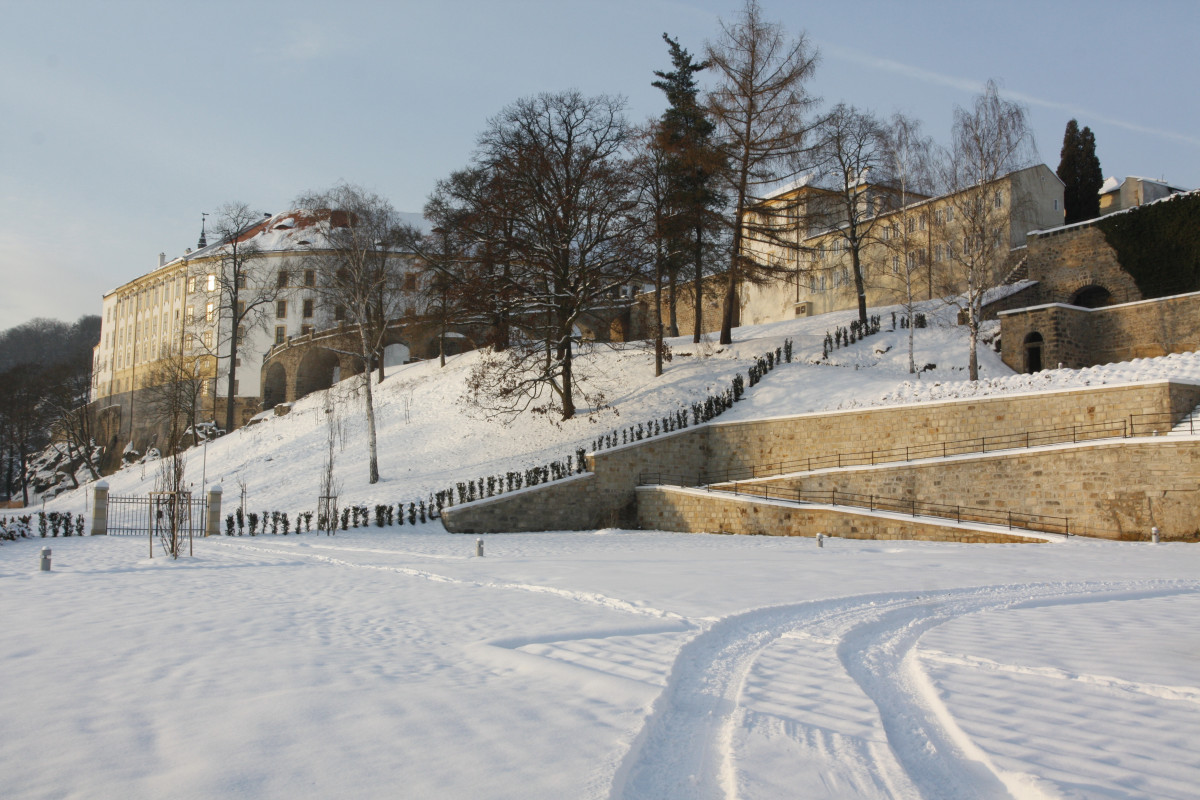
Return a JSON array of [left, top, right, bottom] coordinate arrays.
[[2, 0, 1197, 329]]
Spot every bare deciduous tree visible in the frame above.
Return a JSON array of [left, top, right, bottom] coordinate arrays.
[[880, 113, 937, 374], [296, 183, 415, 484], [207, 203, 280, 433], [706, 0, 819, 345], [813, 104, 891, 325], [937, 80, 1037, 380], [464, 91, 640, 421]]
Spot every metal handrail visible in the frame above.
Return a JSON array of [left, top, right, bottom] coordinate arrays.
[[698, 417, 1151, 485], [639, 474, 1070, 536]]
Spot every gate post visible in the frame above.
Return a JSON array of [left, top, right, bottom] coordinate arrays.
[[90, 481, 109, 536], [205, 485, 222, 538]]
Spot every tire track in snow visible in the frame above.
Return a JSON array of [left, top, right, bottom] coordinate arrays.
[[609, 581, 1200, 800]]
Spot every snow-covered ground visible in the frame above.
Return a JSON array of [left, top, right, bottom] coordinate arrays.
[[3, 531, 1197, 799], [8, 298, 1200, 798]]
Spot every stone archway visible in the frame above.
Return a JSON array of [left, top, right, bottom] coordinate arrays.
[[1070, 284, 1115, 308], [1024, 331, 1044, 373], [263, 362, 287, 409], [295, 348, 341, 401]]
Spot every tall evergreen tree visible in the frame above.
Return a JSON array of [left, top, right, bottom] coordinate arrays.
[[1078, 125, 1102, 221], [652, 33, 724, 342], [1058, 119, 1103, 224]]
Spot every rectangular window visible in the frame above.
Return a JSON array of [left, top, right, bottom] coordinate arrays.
[[334, 305, 346, 321], [187, 276, 196, 294], [185, 307, 194, 324], [994, 190, 1003, 208], [934, 209, 943, 225], [200, 379, 210, 397], [906, 217, 916, 234], [202, 331, 212, 348], [237, 301, 245, 317], [892, 255, 900, 273], [237, 325, 245, 345], [205, 302, 214, 324], [277, 270, 289, 288], [934, 244, 943, 262], [276, 300, 287, 319], [237, 274, 247, 289], [403, 273, 417, 292], [919, 215, 926, 231], [275, 326, 287, 345], [304, 269, 316, 287], [300, 324, 313, 337], [946, 207, 954, 222], [206, 274, 216, 292], [303, 298, 314, 318]]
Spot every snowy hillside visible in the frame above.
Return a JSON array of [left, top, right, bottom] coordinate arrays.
[[9, 298, 1200, 799], [43, 296, 1200, 520]]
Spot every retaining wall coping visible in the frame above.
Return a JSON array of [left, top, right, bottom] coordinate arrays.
[[718, 434, 1200, 483], [635, 485, 1058, 542], [587, 421, 702, 458], [999, 289, 1200, 318], [442, 471, 594, 513], [705, 379, 1199, 431]]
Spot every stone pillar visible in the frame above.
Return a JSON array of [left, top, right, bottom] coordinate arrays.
[[90, 481, 109, 536], [205, 485, 222, 538]]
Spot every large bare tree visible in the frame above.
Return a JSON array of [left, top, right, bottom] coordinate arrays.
[[295, 183, 414, 484], [706, 0, 819, 345], [938, 80, 1037, 380], [880, 113, 937, 374], [464, 91, 640, 422], [206, 203, 280, 434], [813, 103, 891, 325]]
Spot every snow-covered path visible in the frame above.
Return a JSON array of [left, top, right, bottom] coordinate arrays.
[[5, 531, 1200, 799]]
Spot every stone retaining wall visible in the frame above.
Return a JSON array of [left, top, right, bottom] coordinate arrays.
[[441, 380, 1200, 535], [636, 487, 1043, 544], [745, 438, 1200, 540], [1000, 292, 1200, 372]]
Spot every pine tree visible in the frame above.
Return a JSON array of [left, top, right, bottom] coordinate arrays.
[[653, 33, 725, 343]]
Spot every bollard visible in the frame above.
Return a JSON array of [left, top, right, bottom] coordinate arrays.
[[816, 532, 825, 548], [40, 547, 51, 571], [476, 538, 484, 557], [1151, 526, 1160, 544]]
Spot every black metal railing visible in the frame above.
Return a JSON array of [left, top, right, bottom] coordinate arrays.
[[640, 474, 1070, 536], [697, 417, 1161, 485]]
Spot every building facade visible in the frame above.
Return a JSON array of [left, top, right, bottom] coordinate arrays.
[[90, 211, 425, 461], [737, 164, 1065, 326]]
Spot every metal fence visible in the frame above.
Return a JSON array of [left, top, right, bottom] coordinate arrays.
[[107, 494, 207, 537], [640, 473, 1072, 537]]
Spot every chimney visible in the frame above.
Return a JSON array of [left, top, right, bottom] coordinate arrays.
[[158, 252, 167, 268]]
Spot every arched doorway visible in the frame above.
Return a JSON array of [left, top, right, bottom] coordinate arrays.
[[383, 342, 410, 368], [1024, 332, 1044, 373], [295, 348, 341, 401], [1070, 285, 1114, 308], [262, 362, 287, 409]]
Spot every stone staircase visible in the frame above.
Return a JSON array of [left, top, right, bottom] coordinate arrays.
[[1170, 403, 1200, 435]]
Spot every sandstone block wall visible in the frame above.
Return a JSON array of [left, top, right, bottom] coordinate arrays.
[[701, 381, 1200, 481], [442, 381, 1200, 535], [748, 439, 1200, 540], [636, 487, 1043, 544], [1025, 224, 1141, 305], [1001, 292, 1200, 372]]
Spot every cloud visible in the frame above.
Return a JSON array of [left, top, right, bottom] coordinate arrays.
[[823, 43, 1200, 149]]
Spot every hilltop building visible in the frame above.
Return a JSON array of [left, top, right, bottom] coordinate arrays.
[[89, 211, 427, 465]]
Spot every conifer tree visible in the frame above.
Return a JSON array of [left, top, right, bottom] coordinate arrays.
[[652, 33, 725, 343], [1057, 119, 1102, 224]]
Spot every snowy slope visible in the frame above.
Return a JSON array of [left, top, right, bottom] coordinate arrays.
[[8, 298, 1200, 799]]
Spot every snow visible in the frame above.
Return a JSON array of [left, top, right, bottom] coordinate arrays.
[[9, 296, 1200, 798], [3, 532, 1197, 799]]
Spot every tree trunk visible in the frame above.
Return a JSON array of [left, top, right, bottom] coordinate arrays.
[[851, 247, 868, 325], [224, 284, 240, 434], [560, 337, 575, 421], [654, 254, 664, 377], [362, 359, 380, 485]]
